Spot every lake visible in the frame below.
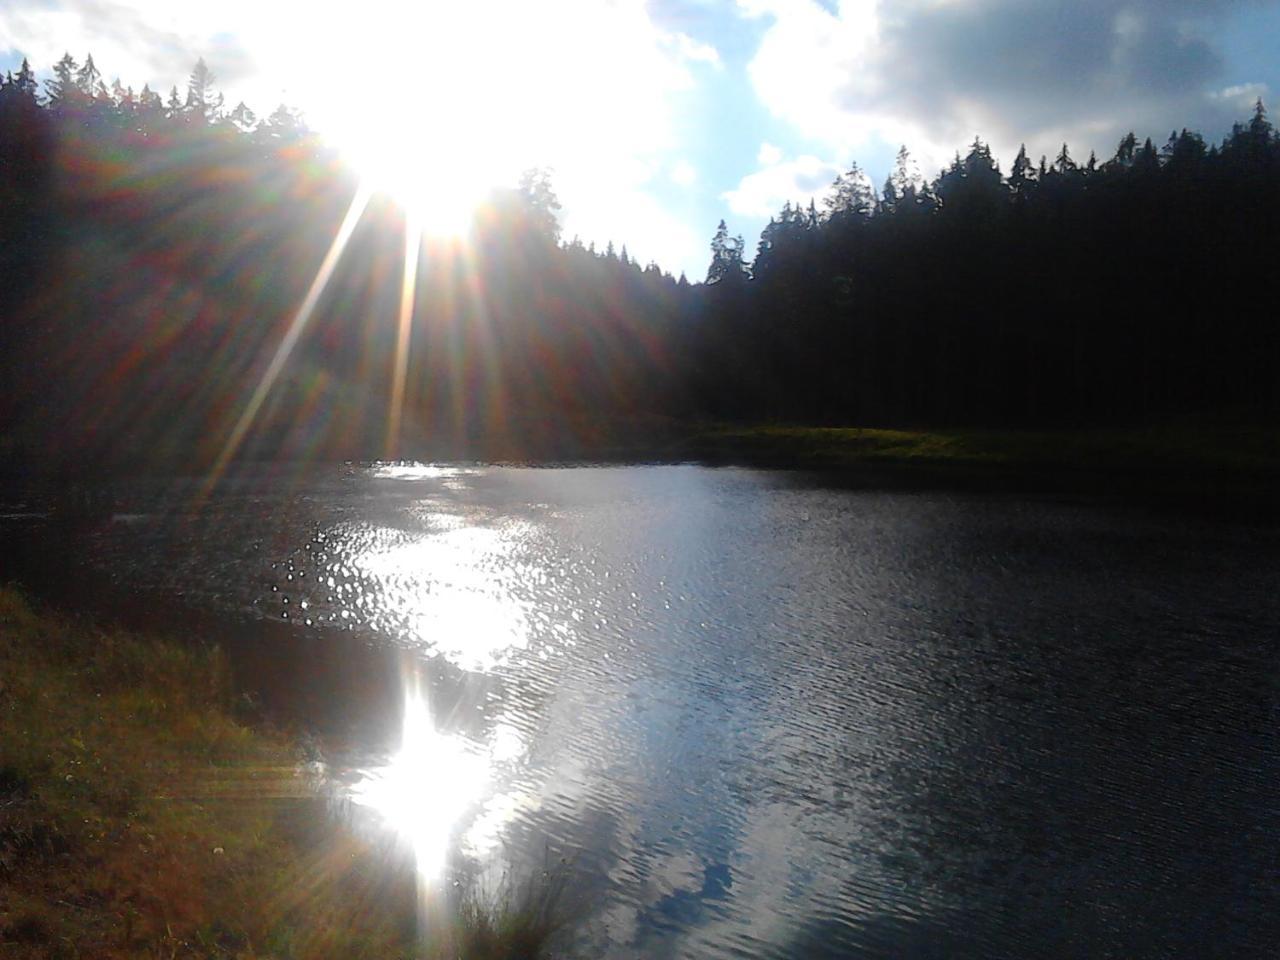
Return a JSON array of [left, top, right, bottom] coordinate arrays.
[[4, 464, 1278, 958]]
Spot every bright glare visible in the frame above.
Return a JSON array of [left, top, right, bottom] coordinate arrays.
[[342, 129, 491, 238], [354, 523, 532, 671], [351, 680, 489, 877], [308, 4, 541, 235], [281, 0, 700, 247]]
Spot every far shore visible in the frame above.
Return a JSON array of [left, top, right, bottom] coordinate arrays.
[[3, 419, 1277, 516]]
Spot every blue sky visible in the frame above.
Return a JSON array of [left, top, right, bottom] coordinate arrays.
[[3, 0, 1279, 280]]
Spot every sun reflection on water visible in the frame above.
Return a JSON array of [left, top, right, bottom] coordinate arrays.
[[353, 522, 534, 671], [336, 467, 547, 883], [369, 463, 479, 482], [350, 677, 488, 878]]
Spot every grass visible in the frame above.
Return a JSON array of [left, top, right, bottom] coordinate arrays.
[[695, 421, 1277, 469], [684, 421, 1280, 504], [395, 412, 1279, 492], [0, 586, 566, 959]]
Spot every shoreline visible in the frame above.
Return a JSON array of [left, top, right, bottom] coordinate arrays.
[[4, 421, 1277, 520], [0, 587, 563, 959]]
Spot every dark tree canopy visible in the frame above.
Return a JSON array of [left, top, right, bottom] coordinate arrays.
[[1, 51, 1279, 471]]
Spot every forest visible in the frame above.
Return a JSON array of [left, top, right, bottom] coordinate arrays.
[[2, 54, 1278, 471]]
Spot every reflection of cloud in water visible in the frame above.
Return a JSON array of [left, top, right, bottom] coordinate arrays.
[[463, 783, 537, 864]]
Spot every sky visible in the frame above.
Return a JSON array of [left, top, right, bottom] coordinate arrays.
[[3, 0, 1279, 280]]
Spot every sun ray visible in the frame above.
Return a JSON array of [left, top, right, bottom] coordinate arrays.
[[385, 213, 422, 458], [201, 184, 371, 498], [453, 245, 507, 443]]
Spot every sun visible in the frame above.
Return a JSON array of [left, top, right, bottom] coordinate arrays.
[[339, 125, 494, 237], [299, 3, 549, 238]]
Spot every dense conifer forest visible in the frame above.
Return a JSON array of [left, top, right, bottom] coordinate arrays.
[[2, 54, 1277, 470]]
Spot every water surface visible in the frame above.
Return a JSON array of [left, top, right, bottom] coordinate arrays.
[[4, 464, 1278, 958]]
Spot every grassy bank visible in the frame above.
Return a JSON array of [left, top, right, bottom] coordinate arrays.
[[391, 417, 1280, 497], [4, 415, 1276, 495], [0, 587, 562, 959], [683, 422, 1280, 502], [694, 422, 1278, 470]]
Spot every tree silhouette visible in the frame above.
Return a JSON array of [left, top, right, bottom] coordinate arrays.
[[517, 167, 562, 243], [74, 53, 106, 101], [44, 53, 79, 108], [705, 219, 746, 285], [1, 50, 1278, 470], [185, 58, 222, 121]]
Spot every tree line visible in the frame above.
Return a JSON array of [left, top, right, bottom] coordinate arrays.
[[705, 110, 1280, 426], [1, 54, 1277, 470]]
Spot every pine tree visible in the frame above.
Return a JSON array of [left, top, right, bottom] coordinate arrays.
[[138, 84, 162, 116], [257, 104, 304, 140], [13, 58, 38, 101], [75, 54, 106, 100], [1054, 142, 1075, 174], [1111, 132, 1138, 169], [517, 168, 561, 243], [45, 53, 79, 107], [889, 145, 923, 201], [227, 101, 257, 132], [1242, 98, 1275, 163], [825, 161, 873, 219], [1135, 137, 1159, 175], [1248, 97, 1272, 141], [706, 219, 746, 285], [185, 58, 222, 121], [1163, 129, 1206, 168], [1008, 144, 1035, 199], [880, 176, 898, 214]]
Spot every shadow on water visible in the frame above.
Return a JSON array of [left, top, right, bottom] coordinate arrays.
[[0, 502, 481, 756]]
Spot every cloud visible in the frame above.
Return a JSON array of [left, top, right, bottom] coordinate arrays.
[[739, 0, 1275, 173], [667, 30, 724, 69], [670, 159, 699, 186], [757, 141, 784, 165], [723, 144, 839, 218], [0, 0, 719, 276], [0, 0, 208, 93]]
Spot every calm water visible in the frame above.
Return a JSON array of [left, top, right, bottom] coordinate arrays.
[[5, 464, 1279, 958]]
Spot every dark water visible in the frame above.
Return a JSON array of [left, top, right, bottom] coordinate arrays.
[[4, 464, 1279, 958]]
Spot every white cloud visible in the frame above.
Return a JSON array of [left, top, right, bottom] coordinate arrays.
[[0, 0, 718, 277], [1213, 82, 1269, 104], [723, 146, 839, 218], [757, 141, 784, 165], [738, 0, 1274, 177], [0, 1, 242, 98], [667, 31, 724, 69], [559, 158, 704, 273], [670, 159, 698, 186], [739, 0, 885, 146]]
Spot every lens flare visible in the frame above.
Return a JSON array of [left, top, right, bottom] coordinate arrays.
[[350, 675, 488, 878], [201, 184, 371, 498]]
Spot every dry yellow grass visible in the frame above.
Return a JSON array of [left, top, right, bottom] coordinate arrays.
[[0, 587, 563, 959]]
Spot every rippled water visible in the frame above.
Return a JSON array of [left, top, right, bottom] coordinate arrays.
[[5, 464, 1279, 957]]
